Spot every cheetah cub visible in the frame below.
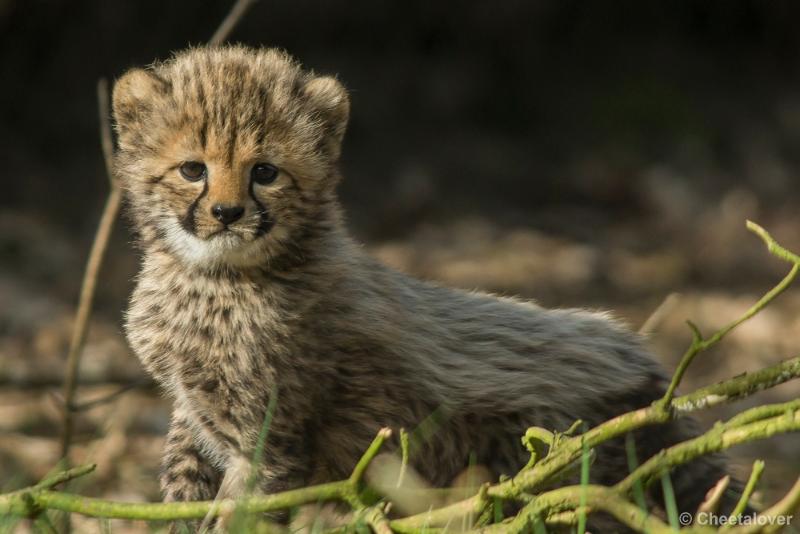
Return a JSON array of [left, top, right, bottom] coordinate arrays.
[[114, 46, 738, 523]]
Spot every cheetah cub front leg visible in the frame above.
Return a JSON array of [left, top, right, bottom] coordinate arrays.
[[160, 412, 222, 532]]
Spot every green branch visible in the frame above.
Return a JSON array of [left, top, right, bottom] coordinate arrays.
[[34, 464, 97, 490], [476, 485, 684, 534], [0, 429, 392, 521], [351, 428, 392, 486], [673, 357, 800, 413], [724, 460, 764, 529], [659, 221, 800, 408], [616, 405, 800, 495]]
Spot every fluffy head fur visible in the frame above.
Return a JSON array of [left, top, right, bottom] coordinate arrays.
[[113, 46, 348, 268], [115, 46, 742, 530]]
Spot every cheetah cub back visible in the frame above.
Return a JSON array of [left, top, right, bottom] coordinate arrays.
[[113, 45, 741, 525]]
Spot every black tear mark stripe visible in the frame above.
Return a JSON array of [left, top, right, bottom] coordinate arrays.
[[248, 179, 274, 237], [181, 180, 209, 234]]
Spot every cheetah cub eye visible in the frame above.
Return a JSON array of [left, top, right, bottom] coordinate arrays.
[[179, 161, 207, 182], [251, 163, 278, 186]]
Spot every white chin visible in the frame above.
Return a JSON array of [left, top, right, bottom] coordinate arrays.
[[161, 220, 264, 268]]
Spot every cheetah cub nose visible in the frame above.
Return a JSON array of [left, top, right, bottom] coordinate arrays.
[[212, 204, 245, 225]]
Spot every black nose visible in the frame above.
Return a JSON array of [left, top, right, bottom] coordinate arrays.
[[211, 204, 245, 225]]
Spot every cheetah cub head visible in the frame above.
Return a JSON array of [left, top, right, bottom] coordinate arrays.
[[112, 46, 349, 268]]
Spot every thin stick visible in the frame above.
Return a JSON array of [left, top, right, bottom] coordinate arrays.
[[59, 79, 121, 460], [659, 471, 679, 530], [396, 428, 410, 488], [724, 459, 764, 527], [659, 221, 800, 408], [209, 0, 257, 46], [1, 376, 154, 388], [97, 78, 114, 185], [363, 504, 395, 534], [720, 476, 800, 534], [616, 408, 800, 495], [697, 475, 730, 515], [672, 356, 800, 413], [477, 485, 677, 534], [71, 379, 151, 412], [35, 465, 97, 490], [350, 428, 392, 485], [576, 434, 590, 534], [638, 293, 680, 335]]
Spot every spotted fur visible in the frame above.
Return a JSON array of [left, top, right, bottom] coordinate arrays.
[[113, 45, 740, 528]]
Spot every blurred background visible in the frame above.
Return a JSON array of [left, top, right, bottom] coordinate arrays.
[[2, 0, 800, 531]]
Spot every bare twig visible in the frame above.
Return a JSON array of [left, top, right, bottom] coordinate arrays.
[[697, 475, 730, 516], [71, 380, 150, 412], [639, 293, 680, 335], [49, 379, 153, 413], [97, 78, 115, 185], [0, 376, 152, 388], [59, 80, 121, 460], [209, 0, 257, 46]]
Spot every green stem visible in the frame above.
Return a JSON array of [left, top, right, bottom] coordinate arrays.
[[659, 221, 800, 409], [576, 434, 590, 534], [659, 472, 679, 531], [724, 459, 764, 529], [672, 357, 800, 413], [616, 409, 800, 495], [727, 475, 800, 534], [0, 482, 346, 520], [35, 464, 96, 490], [705, 261, 798, 345], [475, 486, 684, 534], [350, 428, 392, 485]]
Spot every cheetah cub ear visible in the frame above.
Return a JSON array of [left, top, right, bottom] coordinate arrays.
[[112, 69, 169, 137], [303, 76, 350, 160]]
